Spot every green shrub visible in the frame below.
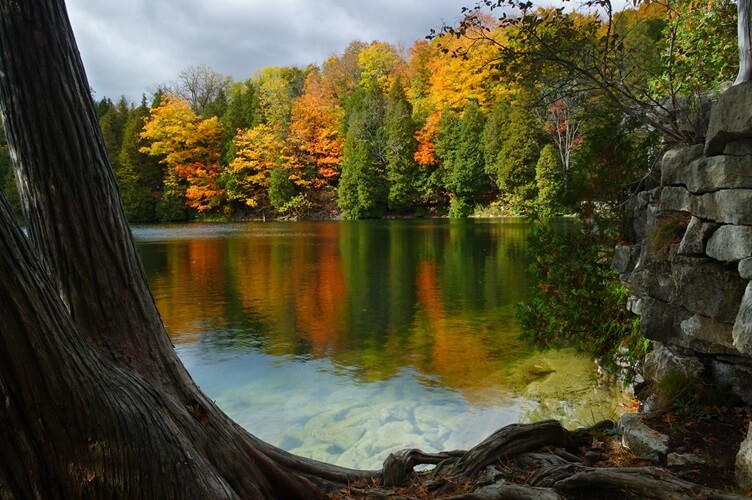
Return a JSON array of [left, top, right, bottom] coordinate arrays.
[[516, 220, 648, 379], [448, 196, 473, 218], [268, 166, 295, 210]]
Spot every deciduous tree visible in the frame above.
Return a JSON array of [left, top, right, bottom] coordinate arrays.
[[172, 63, 232, 117], [140, 94, 224, 213], [289, 69, 344, 187]]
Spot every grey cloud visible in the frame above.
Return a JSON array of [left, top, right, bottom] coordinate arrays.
[[66, 0, 469, 102]]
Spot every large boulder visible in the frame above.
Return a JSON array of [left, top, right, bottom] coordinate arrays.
[[618, 413, 669, 462], [710, 358, 752, 404], [612, 244, 642, 276], [677, 217, 718, 257], [630, 189, 660, 242], [698, 189, 752, 225], [638, 298, 737, 355], [670, 256, 748, 323], [662, 154, 752, 194], [706, 81, 752, 155], [661, 187, 752, 225], [660, 145, 704, 187], [740, 258, 752, 280], [642, 343, 704, 382], [706, 225, 752, 262]]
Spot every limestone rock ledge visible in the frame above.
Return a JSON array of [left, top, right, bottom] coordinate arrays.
[[619, 82, 752, 488]]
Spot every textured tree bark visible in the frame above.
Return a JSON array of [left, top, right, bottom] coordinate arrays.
[[0, 1, 372, 497], [0, 1, 749, 498], [737, 0, 752, 84]]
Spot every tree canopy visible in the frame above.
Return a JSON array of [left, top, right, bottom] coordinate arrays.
[[29, 0, 731, 223]]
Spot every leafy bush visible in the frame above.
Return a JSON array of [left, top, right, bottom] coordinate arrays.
[[448, 196, 473, 218], [278, 194, 313, 219], [516, 219, 648, 379], [268, 166, 295, 210]]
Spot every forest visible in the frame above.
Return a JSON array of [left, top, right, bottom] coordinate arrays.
[[3, 0, 752, 497], [0, 0, 736, 223]]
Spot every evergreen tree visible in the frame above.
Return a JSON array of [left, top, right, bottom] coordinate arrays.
[[116, 98, 163, 222], [98, 96, 130, 171], [384, 80, 419, 211], [432, 108, 460, 204], [220, 80, 260, 164], [483, 99, 510, 178], [494, 93, 542, 211], [337, 84, 388, 219], [535, 143, 564, 215], [447, 100, 489, 213], [268, 163, 295, 210]]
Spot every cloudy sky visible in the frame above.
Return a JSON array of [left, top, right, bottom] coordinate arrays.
[[65, 0, 469, 103]]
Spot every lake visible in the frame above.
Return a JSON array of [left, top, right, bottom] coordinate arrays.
[[133, 218, 627, 470]]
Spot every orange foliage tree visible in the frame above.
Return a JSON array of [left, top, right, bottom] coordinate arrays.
[[288, 70, 344, 188], [140, 94, 224, 212]]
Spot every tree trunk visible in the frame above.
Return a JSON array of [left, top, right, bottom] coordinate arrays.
[[0, 1, 372, 497], [0, 1, 748, 498]]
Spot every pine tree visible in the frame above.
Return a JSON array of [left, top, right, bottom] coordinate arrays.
[[535, 143, 564, 215], [384, 80, 419, 211], [116, 99, 163, 221], [337, 84, 388, 219], [494, 94, 542, 211], [438, 101, 490, 217]]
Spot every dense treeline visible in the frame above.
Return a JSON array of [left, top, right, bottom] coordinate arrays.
[[2, 1, 735, 222], [102, 2, 735, 221]]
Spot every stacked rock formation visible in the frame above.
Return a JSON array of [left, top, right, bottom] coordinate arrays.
[[613, 81, 752, 488]]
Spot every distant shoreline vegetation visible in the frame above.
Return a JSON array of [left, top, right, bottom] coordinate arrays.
[[0, 1, 735, 227]]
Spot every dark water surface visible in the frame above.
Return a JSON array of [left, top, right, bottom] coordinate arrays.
[[133, 218, 627, 468]]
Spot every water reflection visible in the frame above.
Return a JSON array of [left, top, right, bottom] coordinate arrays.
[[134, 219, 627, 469]]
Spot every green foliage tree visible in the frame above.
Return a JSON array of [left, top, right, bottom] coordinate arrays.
[[534, 144, 563, 215], [384, 80, 419, 211], [98, 96, 130, 171], [338, 84, 388, 219], [220, 80, 259, 163], [116, 99, 163, 222], [483, 98, 510, 178], [255, 66, 307, 136], [438, 1, 733, 144], [656, 0, 736, 95], [516, 220, 647, 378], [571, 98, 659, 211], [358, 42, 402, 92], [268, 163, 295, 210], [443, 100, 490, 217], [494, 94, 541, 211]]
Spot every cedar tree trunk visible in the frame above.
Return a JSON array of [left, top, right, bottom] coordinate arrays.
[[0, 1, 372, 497]]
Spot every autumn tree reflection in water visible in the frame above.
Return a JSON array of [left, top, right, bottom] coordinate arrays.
[[136, 219, 530, 397]]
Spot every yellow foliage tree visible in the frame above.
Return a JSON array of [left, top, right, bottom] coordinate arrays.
[[226, 123, 283, 207], [140, 94, 224, 212]]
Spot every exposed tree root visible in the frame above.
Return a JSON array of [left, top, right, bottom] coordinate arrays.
[[331, 419, 748, 499]]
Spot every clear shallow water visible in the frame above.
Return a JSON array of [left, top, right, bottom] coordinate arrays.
[[133, 219, 627, 469]]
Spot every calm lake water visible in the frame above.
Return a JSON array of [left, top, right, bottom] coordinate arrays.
[[133, 218, 627, 469]]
